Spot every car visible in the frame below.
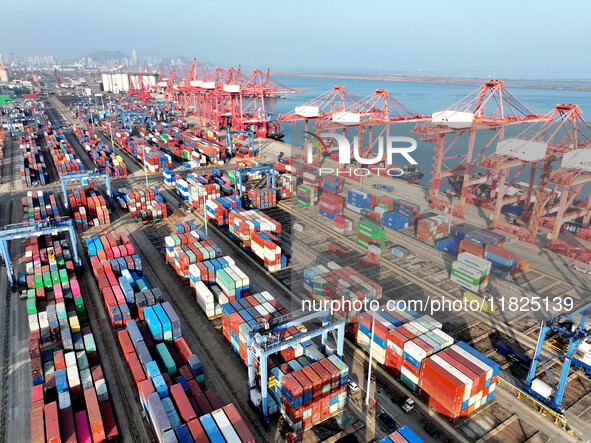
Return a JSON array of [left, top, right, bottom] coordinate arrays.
[[348, 380, 360, 392], [401, 397, 415, 414], [377, 413, 397, 432]]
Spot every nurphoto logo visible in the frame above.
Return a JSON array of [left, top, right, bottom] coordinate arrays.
[[303, 131, 419, 177]]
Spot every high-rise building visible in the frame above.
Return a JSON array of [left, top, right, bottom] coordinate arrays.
[[132, 48, 137, 66], [0, 67, 10, 82]]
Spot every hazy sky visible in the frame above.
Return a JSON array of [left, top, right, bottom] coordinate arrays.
[[2, 0, 591, 77]]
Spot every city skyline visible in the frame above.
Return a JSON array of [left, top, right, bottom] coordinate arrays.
[[2, 0, 591, 79]]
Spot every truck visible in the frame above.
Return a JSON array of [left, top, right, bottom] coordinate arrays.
[[373, 183, 394, 192]]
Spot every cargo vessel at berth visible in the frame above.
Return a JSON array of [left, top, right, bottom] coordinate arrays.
[[393, 165, 424, 183]]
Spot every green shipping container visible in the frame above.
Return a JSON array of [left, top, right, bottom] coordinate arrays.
[[59, 269, 68, 283], [26, 299, 37, 315], [137, 280, 148, 293], [83, 333, 96, 353], [43, 274, 53, 291], [76, 351, 89, 371], [400, 373, 417, 392], [156, 343, 177, 376], [34, 274, 43, 288], [450, 269, 481, 286], [297, 199, 313, 207]]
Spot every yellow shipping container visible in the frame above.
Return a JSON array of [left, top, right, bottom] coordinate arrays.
[[69, 316, 81, 333], [463, 291, 495, 313]]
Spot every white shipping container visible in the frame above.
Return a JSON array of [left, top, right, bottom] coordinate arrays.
[[404, 340, 428, 361], [418, 314, 442, 330], [400, 365, 419, 385], [407, 320, 429, 335], [450, 274, 482, 292], [458, 252, 491, 272], [452, 261, 485, 279], [402, 323, 422, 337], [65, 352, 77, 368], [211, 409, 242, 443], [432, 329, 455, 348], [95, 379, 109, 402]]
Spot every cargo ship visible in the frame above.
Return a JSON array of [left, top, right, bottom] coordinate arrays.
[[393, 165, 424, 183]]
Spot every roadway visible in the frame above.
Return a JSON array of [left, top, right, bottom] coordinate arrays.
[[0, 134, 33, 443]]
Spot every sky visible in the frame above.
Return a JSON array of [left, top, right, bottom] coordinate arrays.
[[2, 0, 591, 78]]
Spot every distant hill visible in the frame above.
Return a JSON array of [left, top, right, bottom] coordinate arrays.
[[84, 50, 129, 63]]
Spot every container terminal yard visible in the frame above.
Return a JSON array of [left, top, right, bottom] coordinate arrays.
[[1, 56, 591, 443]]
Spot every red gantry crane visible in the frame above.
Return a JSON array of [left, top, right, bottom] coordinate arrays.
[[336, 89, 429, 165], [524, 106, 591, 256], [169, 61, 305, 138], [278, 86, 362, 166], [412, 80, 545, 218], [477, 104, 588, 242]]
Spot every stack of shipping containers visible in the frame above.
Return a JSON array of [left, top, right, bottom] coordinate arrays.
[[125, 187, 168, 221], [85, 233, 256, 441], [27, 232, 119, 442], [68, 184, 110, 229]]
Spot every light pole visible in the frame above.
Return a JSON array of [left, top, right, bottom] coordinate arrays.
[[365, 310, 375, 407], [141, 146, 149, 188], [203, 194, 208, 236], [109, 120, 116, 156]]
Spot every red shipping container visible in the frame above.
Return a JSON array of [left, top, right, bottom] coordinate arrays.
[[91, 365, 104, 384], [174, 337, 192, 365], [138, 379, 155, 409], [204, 389, 224, 410], [443, 348, 486, 394], [194, 392, 213, 415], [44, 402, 60, 443], [187, 418, 208, 442], [117, 330, 135, 356], [84, 388, 106, 443], [171, 384, 197, 422], [188, 379, 202, 397], [31, 407, 45, 443], [459, 239, 484, 257], [126, 352, 146, 386], [419, 359, 465, 402], [281, 373, 303, 401], [32, 384, 44, 404]]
